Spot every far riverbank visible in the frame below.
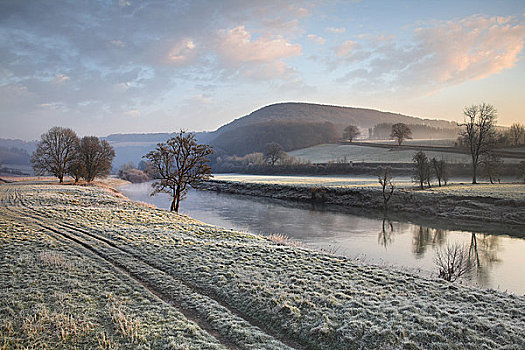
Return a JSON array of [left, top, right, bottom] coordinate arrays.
[[195, 178, 525, 237]]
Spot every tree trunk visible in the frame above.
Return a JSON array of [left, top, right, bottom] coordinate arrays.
[[472, 163, 477, 184], [174, 196, 180, 212], [59, 175, 63, 183], [171, 186, 181, 212]]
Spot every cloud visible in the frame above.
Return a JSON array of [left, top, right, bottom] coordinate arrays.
[[336, 14, 525, 94], [335, 40, 359, 58], [413, 15, 525, 85], [307, 34, 325, 45], [52, 74, 70, 83], [262, 18, 301, 35], [167, 38, 197, 65], [326, 27, 346, 34], [216, 25, 302, 79]]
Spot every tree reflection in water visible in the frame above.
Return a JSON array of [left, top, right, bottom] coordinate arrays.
[[378, 217, 394, 248], [406, 224, 502, 285], [468, 233, 501, 285], [411, 226, 446, 258]]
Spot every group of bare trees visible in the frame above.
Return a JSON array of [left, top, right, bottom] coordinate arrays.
[[412, 151, 449, 189], [32, 127, 115, 183]]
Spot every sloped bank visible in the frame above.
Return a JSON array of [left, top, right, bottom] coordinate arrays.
[[195, 180, 525, 237]]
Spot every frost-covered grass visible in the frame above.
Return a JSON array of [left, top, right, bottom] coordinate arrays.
[[213, 174, 525, 201], [425, 183, 525, 201], [289, 143, 522, 164], [1, 183, 524, 349], [0, 214, 225, 349], [214, 173, 414, 188]]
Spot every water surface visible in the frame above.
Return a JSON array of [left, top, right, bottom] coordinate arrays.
[[120, 181, 525, 295]]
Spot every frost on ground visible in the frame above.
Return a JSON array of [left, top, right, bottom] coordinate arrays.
[[1, 183, 524, 350]]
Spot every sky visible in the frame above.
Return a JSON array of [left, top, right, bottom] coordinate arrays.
[[1, 0, 524, 141]]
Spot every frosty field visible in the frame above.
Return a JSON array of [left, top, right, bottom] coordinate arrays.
[[288, 143, 523, 164], [1, 183, 524, 349]]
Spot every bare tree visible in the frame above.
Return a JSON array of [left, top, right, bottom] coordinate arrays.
[[412, 151, 431, 189], [520, 161, 525, 183], [68, 148, 84, 184], [264, 142, 285, 166], [481, 152, 503, 184], [343, 125, 360, 142], [77, 136, 115, 182], [31, 126, 79, 183], [144, 131, 213, 212], [509, 123, 525, 146], [435, 243, 473, 282], [431, 158, 448, 187], [378, 167, 394, 212], [390, 123, 412, 146], [460, 103, 497, 184]]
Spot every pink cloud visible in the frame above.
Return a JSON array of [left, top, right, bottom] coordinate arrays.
[[167, 38, 197, 65], [335, 40, 358, 58], [326, 27, 346, 34], [337, 15, 525, 94], [307, 34, 326, 45], [414, 15, 525, 84], [216, 26, 301, 79]]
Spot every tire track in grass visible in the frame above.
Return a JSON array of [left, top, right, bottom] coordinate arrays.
[[8, 185, 301, 350], [0, 209, 230, 350]]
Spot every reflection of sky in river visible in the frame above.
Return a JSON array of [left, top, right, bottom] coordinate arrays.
[[120, 182, 525, 295]]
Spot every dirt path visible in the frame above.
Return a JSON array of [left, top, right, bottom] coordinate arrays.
[[2, 183, 302, 350]]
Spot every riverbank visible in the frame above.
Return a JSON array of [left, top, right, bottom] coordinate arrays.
[[195, 179, 525, 237], [1, 182, 524, 349]]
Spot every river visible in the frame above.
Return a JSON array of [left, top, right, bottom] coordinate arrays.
[[119, 179, 525, 295]]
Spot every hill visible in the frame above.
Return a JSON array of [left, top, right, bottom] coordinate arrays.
[[211, 103, 458, 156], [103, 103, 458, 161], [215, 102, 456, 136]]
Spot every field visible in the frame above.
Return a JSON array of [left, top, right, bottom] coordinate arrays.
[[213, 174, 525, 201], [288, 143, 523, 164], [1, 182, 524, 349]]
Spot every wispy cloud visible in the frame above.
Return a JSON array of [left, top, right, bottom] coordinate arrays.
[[335, 14, 525, 94], [307, 34, 325, 45], [326, 27, 346, 34]]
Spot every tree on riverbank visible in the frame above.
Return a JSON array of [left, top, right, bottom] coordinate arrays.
[[31, 127, 79, 183], [412, 151, 431, 189], [145, 131, 213, 212], [460, 103, 497, 184], [378, 167, 394, 212], [77, 136, 115, 182], [431, 158, 448, 187]]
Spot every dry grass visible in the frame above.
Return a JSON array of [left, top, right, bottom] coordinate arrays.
[[105, 294, 144, 344], [267, 233, 303, 247], [38, 251, 73, 269]]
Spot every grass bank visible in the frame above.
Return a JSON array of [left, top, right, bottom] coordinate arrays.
[[1, 182, 524, 349]]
